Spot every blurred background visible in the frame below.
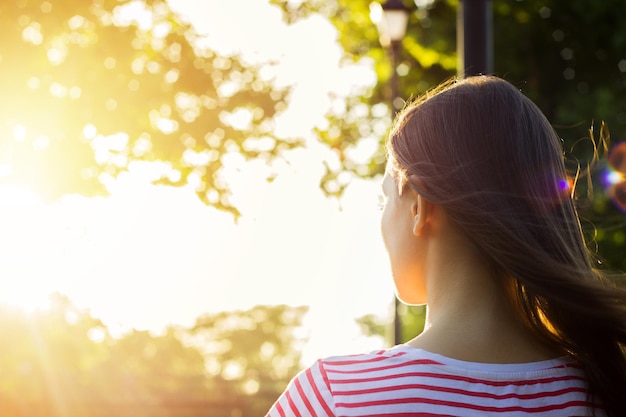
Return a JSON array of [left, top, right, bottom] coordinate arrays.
[[0, 0, 625, 415]]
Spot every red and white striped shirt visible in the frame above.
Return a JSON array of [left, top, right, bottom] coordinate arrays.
[[266, 345, 602, 417]]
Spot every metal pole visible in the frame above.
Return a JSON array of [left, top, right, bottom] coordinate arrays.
[[390, 40, 401, 118], [394, 297, 402, 345], [457, 0, 493, 78]]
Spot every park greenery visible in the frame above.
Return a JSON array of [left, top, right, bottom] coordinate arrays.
[[2, 0, 623, 264], [0, 294, 307, 417], [1, 0, 626, 415], [0, 0, 296, 216]]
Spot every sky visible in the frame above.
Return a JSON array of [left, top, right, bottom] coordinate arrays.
[[0, 0, 395, 364]]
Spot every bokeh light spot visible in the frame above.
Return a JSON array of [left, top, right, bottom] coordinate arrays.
[[83, 124, 97, 139], [606, 171, 624, 186], [104, 56, 116, 69], [47, 47, 65, 65], [609, 142, 626, 173], [609, 182, 626, 212], [40, 1, 52, 13], [607, 141, 626, 212], [13, 125, 26, 141]]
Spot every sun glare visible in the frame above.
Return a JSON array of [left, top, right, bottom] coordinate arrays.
[[0, 289, 52, 313], [0, 184, 40, 206], [0, 185, 51, 312], [13, 124, 27, 141], [0, 0, 389, 366]]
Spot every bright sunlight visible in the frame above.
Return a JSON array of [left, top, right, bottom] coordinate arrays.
[[0, 0, 386, 354]]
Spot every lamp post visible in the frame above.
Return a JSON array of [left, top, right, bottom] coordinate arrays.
[[371, 0, 410, 346], [457, 0, 493, 77], [372, 0, 410, 117]]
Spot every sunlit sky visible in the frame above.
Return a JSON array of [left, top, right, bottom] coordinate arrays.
[[0, 0, 393, 364]]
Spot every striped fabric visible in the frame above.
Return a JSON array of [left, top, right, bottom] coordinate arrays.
[[266, 345, 603, 417]]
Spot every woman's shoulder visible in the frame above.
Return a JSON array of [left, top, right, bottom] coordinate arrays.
[[315, 344, 587, 389], [318, 344, 445, 372]]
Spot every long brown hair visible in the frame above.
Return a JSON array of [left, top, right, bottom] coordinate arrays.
[[387, 75, 626, 416]]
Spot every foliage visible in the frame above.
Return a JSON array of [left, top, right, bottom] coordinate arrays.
[[356, 304, 426, 344], [270, 0, 456, 197], [270, 0, 626, 272], [0, 295, 306, 417], [191, 305, 308, 417], [0, 0, 296, 216], [3, 0, 624, 256]]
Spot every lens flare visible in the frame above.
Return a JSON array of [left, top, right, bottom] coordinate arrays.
[[606, 170, 625, 186], [528, 169, 574, 215], [607, 141, 626, 212], [558, 177, 574, 194]]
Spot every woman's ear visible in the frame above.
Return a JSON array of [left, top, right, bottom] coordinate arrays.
[[412, 194, 432, 237]]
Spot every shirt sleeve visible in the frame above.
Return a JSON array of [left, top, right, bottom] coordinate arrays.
[[265, 359, 335, 417]]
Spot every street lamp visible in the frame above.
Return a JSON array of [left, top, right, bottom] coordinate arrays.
[[371, 0, 410, 49], [371, 0, 410, 117], [371, 0, 410, 346]]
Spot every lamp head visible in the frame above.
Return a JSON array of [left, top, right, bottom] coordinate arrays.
[[371, 0, 410, 47]]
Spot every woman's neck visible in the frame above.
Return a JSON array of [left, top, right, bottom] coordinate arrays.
[[406, 224, 557, 363]]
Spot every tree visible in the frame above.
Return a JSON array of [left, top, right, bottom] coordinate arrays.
[[270, 0, 626, 272], [357, 304, 426, 345], [0, 0, 296, 216], [0, 296, 308, 417], [0, 294, 112, 417], [191, 304, 309, 417], [94, 328, 211, 415], [3, 0, 624, 265]]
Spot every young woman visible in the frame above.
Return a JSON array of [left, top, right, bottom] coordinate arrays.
[[266, 76, 626, 417]]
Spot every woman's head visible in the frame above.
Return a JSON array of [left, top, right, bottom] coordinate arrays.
[[386, 76, 587, 287]]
